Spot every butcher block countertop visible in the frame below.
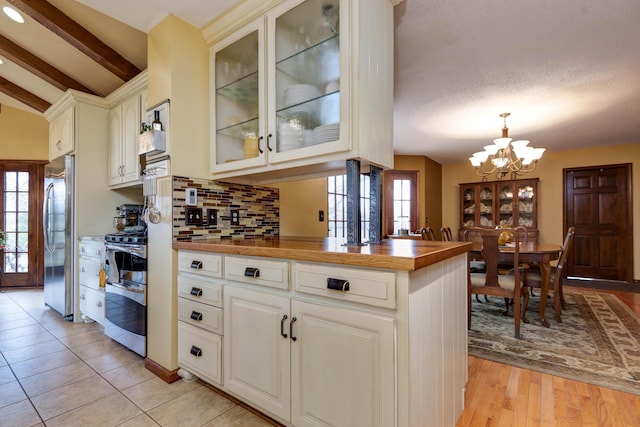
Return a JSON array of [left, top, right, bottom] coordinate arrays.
[[173, 236, 472, 271]]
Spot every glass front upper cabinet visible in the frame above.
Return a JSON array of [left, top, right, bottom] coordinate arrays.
[[272, 0, 341, 155], [213, 24, 263, 166]]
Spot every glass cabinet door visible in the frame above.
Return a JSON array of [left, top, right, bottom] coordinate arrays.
[[462, 186, 476, 227], [517, 182, 535, 228], [479, 184, 494, 227], [271, 0, 341, 156], [497, 184, 514, 227], [213, 24, 263, 166]]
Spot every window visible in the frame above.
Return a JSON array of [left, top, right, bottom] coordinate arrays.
[[4, 171, 29, 272], [384, 171, 418, 235], [327, 174, 370, 240]]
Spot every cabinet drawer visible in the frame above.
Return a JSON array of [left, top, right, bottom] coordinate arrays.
[[294, 263, 397, 309], [79, 285, 105, 324], [79, 239, 104, 259], [79, 257, 101, 290], [178, 322, 222, 385], [178, 273, 223, 308], [178, 251, 222, 278], [225, 256, 289, 290], [178, 298, 223, 334]]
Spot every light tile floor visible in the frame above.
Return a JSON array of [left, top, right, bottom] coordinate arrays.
[[0, 289, 277, 427]]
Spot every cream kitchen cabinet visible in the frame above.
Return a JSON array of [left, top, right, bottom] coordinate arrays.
[[48, 105, 74, 160], [176, 246, 467, 427], [106, 71, 147, 188], [224, 286, 395, 426], [78, 237, 105, 324], [207, 0, 396, 183], [223, 254, 394, 426], [177, 251, 224, 386]]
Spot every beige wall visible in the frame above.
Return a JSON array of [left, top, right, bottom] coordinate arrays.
[[274, 155, 443, 238], [442, 142, 640, 280], [0, 106, 48, 160]]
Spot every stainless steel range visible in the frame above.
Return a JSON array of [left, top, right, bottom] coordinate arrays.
[[104, 204, 147, 356]]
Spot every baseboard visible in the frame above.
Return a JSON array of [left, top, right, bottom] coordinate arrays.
[[565, 277, 640, 293], [144, 358, 180, 383]]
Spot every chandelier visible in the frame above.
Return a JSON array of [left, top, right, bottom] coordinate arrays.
[[469, 113, 545, 180]]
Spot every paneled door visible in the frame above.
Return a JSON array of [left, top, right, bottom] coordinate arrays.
[[0, 161, 46, 288], [564, 164, 633, 281]]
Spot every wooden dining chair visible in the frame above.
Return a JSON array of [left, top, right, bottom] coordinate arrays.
[[420, 226, 435, 241], [464, 227, 529, 339], [523, 227, 575, 322], [440, 226, 453, 241]]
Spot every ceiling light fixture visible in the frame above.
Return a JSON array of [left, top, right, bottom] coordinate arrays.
[[3, 6, 25, 24], [469, 112, 545, 181]]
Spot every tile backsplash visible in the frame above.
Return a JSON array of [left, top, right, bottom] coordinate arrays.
[[172, 176, 279, 241]]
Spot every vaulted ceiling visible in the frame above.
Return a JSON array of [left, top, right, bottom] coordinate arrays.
[[1, 0, 639, 164]]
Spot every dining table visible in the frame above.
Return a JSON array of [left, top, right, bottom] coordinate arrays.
[[470, 241, 563, 327]]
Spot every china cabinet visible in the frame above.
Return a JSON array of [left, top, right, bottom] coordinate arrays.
[[459, 178, 539, 240], [207, 0, 395, 182]]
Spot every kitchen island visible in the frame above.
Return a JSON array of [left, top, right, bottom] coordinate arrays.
[[173, 237, 472, 427]]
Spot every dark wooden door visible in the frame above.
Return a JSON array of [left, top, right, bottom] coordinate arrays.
[[564, 164, 633, 281], [0, 161, 45, 288]]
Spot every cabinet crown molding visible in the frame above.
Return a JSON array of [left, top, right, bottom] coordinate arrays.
[[105, 69, 148, 107], [44, 90, 107, 122], [202, 0, 281, 44]]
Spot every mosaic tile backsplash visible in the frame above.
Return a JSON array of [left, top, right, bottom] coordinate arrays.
[[173, 176, 279, 241]]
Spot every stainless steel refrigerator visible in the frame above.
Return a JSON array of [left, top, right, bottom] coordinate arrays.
[[43, 155, 75, 319]]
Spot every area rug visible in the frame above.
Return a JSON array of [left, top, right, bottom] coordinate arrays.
[[468, 290, 640, 395]]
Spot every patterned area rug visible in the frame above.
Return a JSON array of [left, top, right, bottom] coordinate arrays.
[[468, 290, 640, 395]]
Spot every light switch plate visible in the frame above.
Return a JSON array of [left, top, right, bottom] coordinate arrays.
[[185, 188, 197, 206], [185, 207, 202, 225]]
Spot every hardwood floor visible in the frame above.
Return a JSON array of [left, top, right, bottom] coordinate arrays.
[[456, 286, 640, 427]]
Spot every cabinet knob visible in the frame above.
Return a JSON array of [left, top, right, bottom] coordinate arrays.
[[190, 345, 203, 357], [56, 140, 62, 149], [244, 267, 260, 278], [190, 287, 203, 296], [80, 294, 86, 300], [290, 316, 297, 342], [190, 311, 203, 321], [97, 301, 102, 307], [80, 267, 85, 272], [258, 136, 264, 154], [266, 133, 273, 151], [190, 260, 203, 269], [327, 278, 350, 292], [280, 314, 288, 339]]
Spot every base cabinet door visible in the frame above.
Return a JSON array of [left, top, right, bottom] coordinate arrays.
[[290, 300, 396, 427], [223, 286, 291, 421]]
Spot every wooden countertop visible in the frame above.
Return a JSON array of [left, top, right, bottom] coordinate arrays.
[[173, 236, 472, 271]]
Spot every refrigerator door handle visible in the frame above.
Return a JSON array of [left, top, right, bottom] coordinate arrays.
[[43, 182, 54, 254]]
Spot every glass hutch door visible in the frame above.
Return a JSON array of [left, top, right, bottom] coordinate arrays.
[[269, 0, 342, 161], [213, 23, 264, 168]]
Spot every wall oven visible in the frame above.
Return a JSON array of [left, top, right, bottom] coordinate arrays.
[[104, 237, 147, 357]]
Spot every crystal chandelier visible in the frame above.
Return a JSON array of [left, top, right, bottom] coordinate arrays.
[[469, 113, 545, 180]]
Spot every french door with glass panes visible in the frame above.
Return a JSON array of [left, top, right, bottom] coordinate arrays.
[[0, 162, 45, 288]]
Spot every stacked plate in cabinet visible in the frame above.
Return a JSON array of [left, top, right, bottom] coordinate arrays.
[[313, 123, 339, 144], [284, 84, 321, 107]]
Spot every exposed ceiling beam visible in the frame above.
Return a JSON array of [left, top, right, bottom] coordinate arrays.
[[7, 0, 141, 82], [0, 76, 51, 113], [0, 34, 97, 95]]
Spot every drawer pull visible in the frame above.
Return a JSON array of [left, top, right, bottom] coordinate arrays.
[[290, 316, 297, 342], [280, 314, 288, 338], [244, 267, 260, 278], [190, 287, 203, 297], [327, 278, 350, 292], [190, 311, 203, 321], [191, 260, 203, 269], [190, 345, 203, 357]]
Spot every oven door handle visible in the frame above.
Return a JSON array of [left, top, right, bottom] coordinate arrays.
[[105, 243, 146, 258], [108, 282, 145, 294]]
